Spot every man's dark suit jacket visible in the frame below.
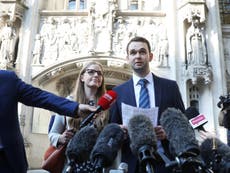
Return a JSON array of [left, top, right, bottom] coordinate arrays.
[[0, 70, 78, 173], [109, 73, 185, 173]]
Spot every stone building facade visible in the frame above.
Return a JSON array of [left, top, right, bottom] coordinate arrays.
[[0, 0, 229, 169]]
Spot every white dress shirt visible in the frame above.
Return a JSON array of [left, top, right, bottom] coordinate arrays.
[[132, 72, 164, 152], [132, 72, 155, 111]]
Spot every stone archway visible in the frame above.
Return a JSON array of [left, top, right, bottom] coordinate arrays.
[[31, 56, 131, 134]]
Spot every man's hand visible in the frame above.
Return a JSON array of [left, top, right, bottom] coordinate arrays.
[[155, 125, 167, 140], [77, 104, 97, 117], [119, 124, 128, 140]]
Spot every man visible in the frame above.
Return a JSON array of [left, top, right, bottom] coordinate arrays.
[[0, 70, 96, 173], [109, 36, 185, 173]]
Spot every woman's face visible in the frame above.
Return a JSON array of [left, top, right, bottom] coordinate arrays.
[[81, 64, 103, 89]]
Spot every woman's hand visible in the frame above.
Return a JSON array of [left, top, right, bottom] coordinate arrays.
[[58, 129, 74, 145]]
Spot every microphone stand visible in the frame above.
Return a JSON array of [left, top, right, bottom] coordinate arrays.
[[138, 146, 155, 173], [145, 163, 154, 173], [93, 158, 103, 173], [65, 159, 76, 173], [157, 151, 213, 173]]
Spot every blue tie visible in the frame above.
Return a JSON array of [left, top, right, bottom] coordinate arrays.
[[138, 79, 150, 108]]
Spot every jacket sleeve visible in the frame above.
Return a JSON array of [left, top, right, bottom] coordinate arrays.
[[48, 114, 66, 147], [12, 72, 78, 117]]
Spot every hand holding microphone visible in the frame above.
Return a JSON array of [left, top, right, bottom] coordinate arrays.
[[77, 104, 97, 117], [58, 129, 75, 145], [80, 90, 117, 129]]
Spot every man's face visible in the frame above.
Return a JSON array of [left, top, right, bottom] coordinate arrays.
[[126, 41, 153, 76]]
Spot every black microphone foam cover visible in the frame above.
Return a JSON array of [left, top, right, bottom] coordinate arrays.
[[66, 126, 98, 163], [200, 137, 230, 165], [160, 107, 199, 157], [127, 114, 157, 156], [90, 123, 124, 167]]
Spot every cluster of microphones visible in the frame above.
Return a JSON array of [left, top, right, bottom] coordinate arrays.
[[64, 90, 230, 173]]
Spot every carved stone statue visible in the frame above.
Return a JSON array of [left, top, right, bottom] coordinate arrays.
[[0, 21, 16, 66], [158, 33, 169, 67], [32, 34, 42, 64], [186, 15, 207, 66]]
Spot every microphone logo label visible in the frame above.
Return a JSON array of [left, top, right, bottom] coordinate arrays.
[[189, 114, 208, 129], [103, 93, 113, 101]]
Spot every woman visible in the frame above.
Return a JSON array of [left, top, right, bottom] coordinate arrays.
[[48, 61, 108, 173]]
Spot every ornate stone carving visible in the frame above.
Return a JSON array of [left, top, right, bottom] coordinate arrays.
[[0, 17, 17, 69], [56, 75, 77, 97], [185, 65, 212, 85], [180, 1, 212, 85], [0, 0, 27, 21]]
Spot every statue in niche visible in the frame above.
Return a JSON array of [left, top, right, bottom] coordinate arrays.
[[32, 34, 43, 64], [0, 20, 16, 67], [114, 17, 127, 55], [186, 15, 208, 66], [158, 33, 169, 67], [77, 18, 88, 54], [94, 3, 111, 52], [58, 18, 72, 58], [41, 17, 58, 64]]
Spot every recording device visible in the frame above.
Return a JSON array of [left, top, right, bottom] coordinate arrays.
[[90, 123, 124, 173], [217, 94, 230, 129], [185, 106, 208, 131], [80, 90, 117, 129], [65, 126, 98, 173], [127, 114, 157, 173], [109, 162, 128, 173], [200, 137, 230, 173], [217, 94, 230, 110], [160, 107, 210, 173]]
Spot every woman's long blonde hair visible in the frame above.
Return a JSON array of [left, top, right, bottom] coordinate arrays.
[[68, 61, 107, 131]]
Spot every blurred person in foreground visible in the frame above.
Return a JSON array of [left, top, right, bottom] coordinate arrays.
[[218, 94, 230, 146], [0, 70, 97, 173]]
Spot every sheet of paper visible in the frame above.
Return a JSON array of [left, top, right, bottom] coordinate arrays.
[[121, 102, 159, 126]]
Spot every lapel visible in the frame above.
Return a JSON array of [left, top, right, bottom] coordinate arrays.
[[152, 73, 162, 109], [126, 79, 137, 107]]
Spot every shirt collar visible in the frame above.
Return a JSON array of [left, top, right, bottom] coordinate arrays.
[[133, 72, 153, 86]]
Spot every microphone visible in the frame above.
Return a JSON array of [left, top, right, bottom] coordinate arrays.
[[160, 107, 206, 173], [90, 123, 124, 173], [65, 126, 98, 173], [109, 162, 128, 173], [185, 106, 208, 131], [127, 114, 157, 173], [200, 137, 230, 173], [80, 90, 117, 129]]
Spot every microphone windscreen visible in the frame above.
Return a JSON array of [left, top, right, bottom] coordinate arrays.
[[90, 123, 124, 167], [200, 137, 230, 165], [127, 114, 157, 156], [97, 90, 117, 110], [66, 126, 98, 163], [160, 107, 199, 157]]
